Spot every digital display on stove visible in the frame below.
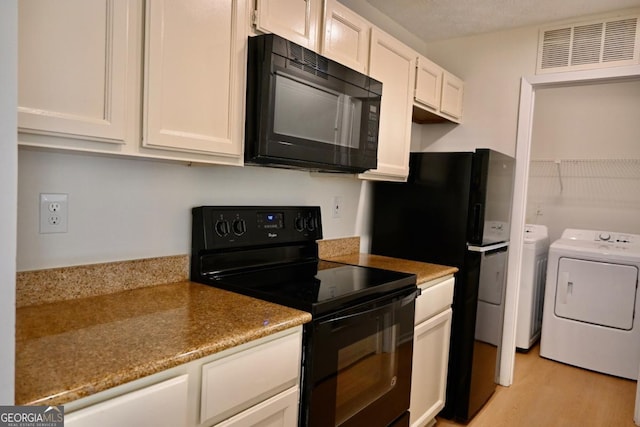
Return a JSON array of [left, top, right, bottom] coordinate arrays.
[[257, 212, 284, 229]]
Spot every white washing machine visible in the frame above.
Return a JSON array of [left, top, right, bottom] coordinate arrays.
[[540, 228, 640, 380], [516, 224, 549, 351]]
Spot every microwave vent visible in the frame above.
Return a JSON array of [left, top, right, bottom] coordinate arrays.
[[537, 14, 639, 74], [288, 44, 329, 79]]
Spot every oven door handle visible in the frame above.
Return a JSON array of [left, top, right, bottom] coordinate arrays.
[[319, 288, 420, 325]]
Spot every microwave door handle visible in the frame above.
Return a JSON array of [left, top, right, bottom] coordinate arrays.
[[335, 94, 346, 145]]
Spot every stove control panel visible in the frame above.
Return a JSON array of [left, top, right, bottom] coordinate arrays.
[[192, 206, 323, 250]]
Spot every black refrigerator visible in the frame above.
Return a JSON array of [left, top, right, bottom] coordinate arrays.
[[370, 149, 515, 422]]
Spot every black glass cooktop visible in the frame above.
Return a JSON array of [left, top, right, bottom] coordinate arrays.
[[201, 260, 416, 317]]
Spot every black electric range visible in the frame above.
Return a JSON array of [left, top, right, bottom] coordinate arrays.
[[190, 206, 416, 317], [191, 206, 417, 427]]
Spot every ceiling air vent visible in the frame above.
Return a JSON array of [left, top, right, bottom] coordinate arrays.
[[537, 14, 639, 74]]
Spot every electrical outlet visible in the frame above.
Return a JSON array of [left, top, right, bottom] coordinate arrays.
[[332, 196, 342, 218], [40, 193, 68, 233]]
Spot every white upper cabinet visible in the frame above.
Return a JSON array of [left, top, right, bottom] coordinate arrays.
[[414, 55, 443, 113], [19, 0, 248, 166], [254, 0, 321, 51], [440, 71, 464, 121], [18, 0, 135, 143], [360, 28, 416, 182], [321, 0, 371, 74], [413, 54, 464, 124], [143, 0, 247, 160]]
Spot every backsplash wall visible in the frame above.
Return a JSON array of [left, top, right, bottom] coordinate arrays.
[[17, 148, 365, 271]]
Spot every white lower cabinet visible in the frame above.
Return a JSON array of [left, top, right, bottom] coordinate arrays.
[[410, 276, 454, 427], [63, 327, 302, 427], [215, 387, 298, 427], [200, 328, 301, 426], [65, 375, 189, 427]]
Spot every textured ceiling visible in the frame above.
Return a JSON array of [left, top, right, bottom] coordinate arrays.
[[364, 0, 640, 41]]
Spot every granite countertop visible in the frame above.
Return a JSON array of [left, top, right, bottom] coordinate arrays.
[[15, 281, 311, 406], [15, 238, 456, 408], [324, 253, 458, 284]]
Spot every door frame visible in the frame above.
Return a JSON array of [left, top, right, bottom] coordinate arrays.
[[501, 64, 640, 388]]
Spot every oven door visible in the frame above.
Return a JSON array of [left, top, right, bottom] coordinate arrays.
[[302, 287, 417, 427]]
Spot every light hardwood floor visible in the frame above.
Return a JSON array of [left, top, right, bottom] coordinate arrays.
[[435, 345, 637, 427]]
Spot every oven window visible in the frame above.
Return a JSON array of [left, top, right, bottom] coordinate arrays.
[[273, 73, 362, 148], [335, 314, 398, 425]]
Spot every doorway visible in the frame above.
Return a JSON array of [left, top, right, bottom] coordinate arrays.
[[501, 65, 640, 391]]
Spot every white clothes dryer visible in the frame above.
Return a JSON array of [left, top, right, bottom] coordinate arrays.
[[540, 228, 640, 380]]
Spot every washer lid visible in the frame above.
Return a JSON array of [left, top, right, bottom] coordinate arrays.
[[524, 224, 549, 245]]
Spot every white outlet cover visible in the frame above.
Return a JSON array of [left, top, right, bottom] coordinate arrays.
[[332, 196, 342, 218], [40, 193, 68, 233]]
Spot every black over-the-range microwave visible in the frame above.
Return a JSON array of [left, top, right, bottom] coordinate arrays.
[[244, 33, 383, 173]]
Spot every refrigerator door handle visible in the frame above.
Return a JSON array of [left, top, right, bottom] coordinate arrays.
[[472, 203, 483, 241], [467, 241, 510, 253]]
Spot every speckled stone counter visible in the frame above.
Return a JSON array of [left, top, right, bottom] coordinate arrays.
[[324, 253, 458, 284], [15, 281, 311, 406], [15, 237, 453, 408]]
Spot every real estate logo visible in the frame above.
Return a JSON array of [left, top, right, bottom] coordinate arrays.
[[0, 406, 64, 427]]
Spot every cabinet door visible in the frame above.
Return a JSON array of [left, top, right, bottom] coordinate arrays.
[[200, 329, 301, 425], [360, 28, 416, 182], [215, 387, 298, 427], [18, 0, 135, 143], [321, 0, 370, 74], [144, 0, 247, 158], [440, 72, 464, 122], [414, 55, 443, 112], [65, 375, 189, 427], [409, 309, 452, 427], [254, 0, 320, 50]]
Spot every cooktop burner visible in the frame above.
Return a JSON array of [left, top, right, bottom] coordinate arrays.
[[204, 260, 415, 316]]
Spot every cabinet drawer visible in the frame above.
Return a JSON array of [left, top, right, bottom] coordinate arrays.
[[415, 276, 455, 325], [215, 386, 298, 427], [200, 330, 301, 424], [65, 375, 189, 427]]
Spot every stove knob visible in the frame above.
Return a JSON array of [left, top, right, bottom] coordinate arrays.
[[215, 220, 230, 237], [232, 219, 246, 236], [599, 232, 611, 241], [306, 215, 316, 232], [294, 216, 305, 232]]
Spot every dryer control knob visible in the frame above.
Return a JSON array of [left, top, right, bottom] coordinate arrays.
[[599, 232, 611, 241]]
